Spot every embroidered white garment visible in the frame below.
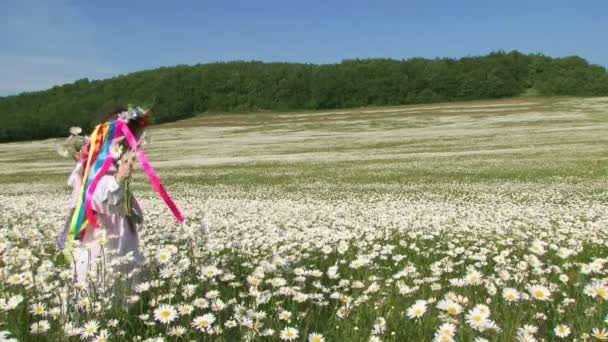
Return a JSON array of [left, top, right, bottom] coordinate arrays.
[[73, 174, 145, 284]]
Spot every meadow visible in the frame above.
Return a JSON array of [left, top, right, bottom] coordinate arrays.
[[1, 97, 607, 341]]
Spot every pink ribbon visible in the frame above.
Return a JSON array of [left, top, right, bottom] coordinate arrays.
[[121, 123, 184, 223]]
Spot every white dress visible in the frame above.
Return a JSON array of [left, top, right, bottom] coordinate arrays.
[[73, 174, 145, 284]]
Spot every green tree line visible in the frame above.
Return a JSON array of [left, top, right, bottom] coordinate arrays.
[[1, 50, 607, 142]]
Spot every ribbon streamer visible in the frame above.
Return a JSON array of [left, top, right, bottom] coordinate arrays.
[[121, 123, 184, 223], [84, 120, 121, 228]]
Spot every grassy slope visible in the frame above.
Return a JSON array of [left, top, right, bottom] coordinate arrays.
[[2, 96, 606, 190]]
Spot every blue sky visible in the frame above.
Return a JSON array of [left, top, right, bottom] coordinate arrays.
[[1, 0, 606, 96]]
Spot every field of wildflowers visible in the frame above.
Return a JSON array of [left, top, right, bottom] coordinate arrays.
[[1, 97, 607, 341]]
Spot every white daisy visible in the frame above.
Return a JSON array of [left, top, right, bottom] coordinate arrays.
[[554, 324, 570, 338], [154, 304, 178, 324], [280, 327, 299, 341], [407, 300, 427, 319]]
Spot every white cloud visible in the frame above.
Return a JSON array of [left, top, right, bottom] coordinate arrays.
[[0, 0, 118, 95]]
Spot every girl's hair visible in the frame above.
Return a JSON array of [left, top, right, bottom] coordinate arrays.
[[101, 107, 147, 143], [127, 116, 146, 142]]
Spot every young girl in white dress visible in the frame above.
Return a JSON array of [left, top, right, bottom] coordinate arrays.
[[67, 108, 150, 285]]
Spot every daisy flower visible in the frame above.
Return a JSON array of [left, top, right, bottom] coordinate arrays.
[[465, 269, 483, 285], [168, 326, 186, 337], [309, 332, 325, 342], [63, 322, 80, 337], [437, 299, 462, 315], [92, 329, 111, 342], [280, 327, 299, 341], [80, 320, 99, 339], [520, 325, 538, 335], [502, 288, 520, 302], [29, 302, 46, 316], [517, 332, 538, 342], [156, 250, 172, 264], [154, 304, 178, 324], [407, 300, 427, 319], [437, 322, 456, 336], [554, 324, 570, 338], [528, 285, 551, 301], [278, 310, 292, 321], [465, 307, 490, 330], [192, 314, 216, 332], [592, 328, 608, 340], [178, 304, 194, 315], [30, 320, 50, 334]]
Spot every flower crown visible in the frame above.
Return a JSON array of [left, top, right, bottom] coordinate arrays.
[[117, 104, 152, 126]]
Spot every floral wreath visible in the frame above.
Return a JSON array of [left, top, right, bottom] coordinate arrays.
[[117, 104, 152, 126]]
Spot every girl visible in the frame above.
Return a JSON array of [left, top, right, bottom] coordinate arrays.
[[69, 107, 150, 285]]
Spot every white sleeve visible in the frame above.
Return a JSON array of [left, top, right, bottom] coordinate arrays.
[[91, 175, 123, 215]]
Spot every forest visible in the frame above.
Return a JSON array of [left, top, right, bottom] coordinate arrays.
[[1, 50, 607, 142]]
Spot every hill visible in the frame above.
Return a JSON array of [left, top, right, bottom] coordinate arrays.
[[1, 50, 607, 142]]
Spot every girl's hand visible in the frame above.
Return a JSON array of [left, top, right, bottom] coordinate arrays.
[[115, 156, 134, 183]]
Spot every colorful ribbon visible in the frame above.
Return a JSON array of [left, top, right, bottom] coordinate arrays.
[[67, 124, 105, 243], [84, 120, 120, 228]]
